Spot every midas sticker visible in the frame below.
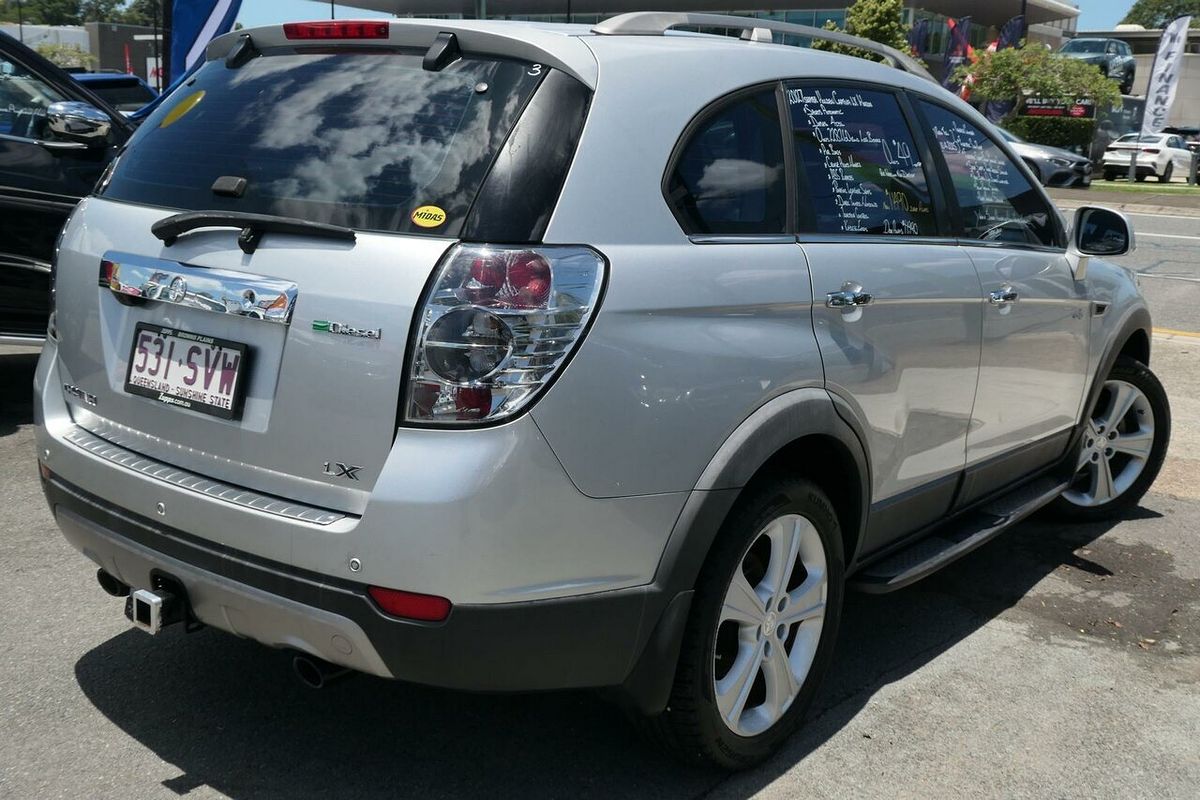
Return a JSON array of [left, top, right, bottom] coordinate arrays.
[[410, 205, 447, 228], [159, 90, 205, 128]]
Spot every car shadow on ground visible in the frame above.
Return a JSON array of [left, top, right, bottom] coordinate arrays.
[[73, 502, 1155, 799], [0, 350, 38, 436]]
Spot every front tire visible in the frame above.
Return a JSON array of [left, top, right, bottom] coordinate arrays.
[[641, 476, 844, 768], [1049, 357, 1170, 521]]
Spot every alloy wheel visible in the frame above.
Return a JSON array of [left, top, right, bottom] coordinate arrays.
[[713, 514, 827, 737], [1063, 379, 1155, 507]]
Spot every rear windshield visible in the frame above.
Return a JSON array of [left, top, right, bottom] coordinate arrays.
[[100, 49, 542, 236], [82, 78, 157, 111]]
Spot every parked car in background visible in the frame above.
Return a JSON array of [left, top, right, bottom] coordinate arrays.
[[0, 31, 131, 342], [72, 71, 158, 115], [998, 127, 1092, 188], [37, 14, 1170, 768], [1163, 126, 1200, 155], [1059, 38, 1135, 94], [1102, 132, 1196, 182]]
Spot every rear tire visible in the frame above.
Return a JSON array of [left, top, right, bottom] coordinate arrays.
[[1135, 172, 1147, 182], [1103, 169, 1116, 182], [1159, 162, 1174, 183], [1048, 358, 1170, 522], [639, 476, 844, 769]]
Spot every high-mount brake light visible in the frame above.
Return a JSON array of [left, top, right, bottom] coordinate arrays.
[[283, 21, 390, 40], [406, 244, 606, 425]]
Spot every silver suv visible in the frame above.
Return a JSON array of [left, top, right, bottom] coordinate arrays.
[[35, 14, 1170, 768]]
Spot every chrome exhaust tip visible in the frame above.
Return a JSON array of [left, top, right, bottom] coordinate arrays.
[[291, 654, 352, 690]]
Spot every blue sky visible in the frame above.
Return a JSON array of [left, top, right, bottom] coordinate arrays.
[[236, 1, 391, 29], [235, 1, 1137, 32], [1076, 1, 1135, 30]]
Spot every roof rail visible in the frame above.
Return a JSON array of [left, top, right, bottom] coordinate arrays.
[[592, 12, 935, 84]]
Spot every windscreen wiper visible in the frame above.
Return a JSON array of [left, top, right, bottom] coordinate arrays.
[[152, 211, 356, 254]]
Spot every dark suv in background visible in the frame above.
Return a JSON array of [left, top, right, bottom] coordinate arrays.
[[1060, 38, 1136, 94], [0, 31, 130, 342]]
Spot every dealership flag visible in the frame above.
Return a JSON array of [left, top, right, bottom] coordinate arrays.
[[1140, 15, 1192, 137], [171, 0, 243, 81], [942, 17, 972, 92], [908, 18, 929, 60], [983, 15, 1025, 121]]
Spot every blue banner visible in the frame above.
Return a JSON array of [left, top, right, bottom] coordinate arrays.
[[170, 0, 242, 80]]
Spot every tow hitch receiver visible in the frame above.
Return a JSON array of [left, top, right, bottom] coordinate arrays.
[[127, 588, 177, 634], [124, 574, 198, 634]]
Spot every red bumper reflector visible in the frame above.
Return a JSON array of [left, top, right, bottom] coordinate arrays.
[[368, 586, 452, 621], [38, 461, 52, 481], [283, 21, 389, 40]]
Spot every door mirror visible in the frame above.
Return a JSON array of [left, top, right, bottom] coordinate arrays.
[[46, 101, 112, 146], [1067, 206, 1134, 281], [1073, 207, 1134, 256]]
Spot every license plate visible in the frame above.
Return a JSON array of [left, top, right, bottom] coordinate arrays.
[[124, 323, 249, 420]]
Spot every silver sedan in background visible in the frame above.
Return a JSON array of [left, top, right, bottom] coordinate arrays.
[[998, 128, 1093, 188]]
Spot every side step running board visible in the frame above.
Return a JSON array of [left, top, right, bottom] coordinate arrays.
[[848, 474, 1069, 594]]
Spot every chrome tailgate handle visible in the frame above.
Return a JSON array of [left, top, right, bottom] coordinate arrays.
[[988, 286, 1019, 306], [826, 282, 873, 308]]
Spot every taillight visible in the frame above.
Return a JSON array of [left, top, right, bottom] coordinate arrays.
[[282, 21, 389, 39], [1143, 148, 1160, 154], [405, 244, 606, 425]]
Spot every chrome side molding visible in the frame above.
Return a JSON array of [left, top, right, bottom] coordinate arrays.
[[99, 251, 298, 325]]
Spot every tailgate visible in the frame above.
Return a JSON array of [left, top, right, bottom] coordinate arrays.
[[54, 198, 448, 513]]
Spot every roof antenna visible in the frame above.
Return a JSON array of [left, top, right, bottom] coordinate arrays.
[[423, 32, 461, 72]]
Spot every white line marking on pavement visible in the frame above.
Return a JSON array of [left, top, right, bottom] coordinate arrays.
[[1138, 273, 1200, 283], [1138, 232, 1200, 242]]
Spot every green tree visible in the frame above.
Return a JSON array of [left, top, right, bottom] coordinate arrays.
[[120, 0, 161, 27], [811, 0, 909, 62], [1121, 0, 1199, 28], [36, 41, 95, 68], [81, 0, 124, 22], [2, 0, 82, 25], [954, 45, 1122, 147]]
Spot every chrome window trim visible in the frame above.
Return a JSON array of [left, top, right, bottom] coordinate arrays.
[[100, 250, 298, 325], [689, 234, 796, 245], [61, 425, 348, 526]]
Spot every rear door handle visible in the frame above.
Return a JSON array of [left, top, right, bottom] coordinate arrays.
[[988, 286, 1019, 305], [826, 282, 873, 308]]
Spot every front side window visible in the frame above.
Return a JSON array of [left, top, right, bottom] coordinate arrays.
[[787, 84, 937, 236], [666, 90, 787, 234], [918, 101, 1062, 248], [0, 53, 65, 139]]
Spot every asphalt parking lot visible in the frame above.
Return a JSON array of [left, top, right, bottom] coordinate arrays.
[[1, 203, 1198, 799]]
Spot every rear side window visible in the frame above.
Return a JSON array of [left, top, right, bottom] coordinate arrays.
[[786, 85, 936, 237], [100, 51, 542, 236], [666, 90, 787, 234], [918, 101, 1062, 248]]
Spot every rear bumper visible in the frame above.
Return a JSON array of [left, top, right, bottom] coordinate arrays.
[[43, 473, 667, 692]]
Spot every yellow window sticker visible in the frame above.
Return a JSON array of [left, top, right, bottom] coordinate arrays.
[[159, 90, 206, 129], [410, 205, 447, 228]]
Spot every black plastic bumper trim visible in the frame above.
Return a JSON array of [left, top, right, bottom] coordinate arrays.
[[44, 474, 666, 693]]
